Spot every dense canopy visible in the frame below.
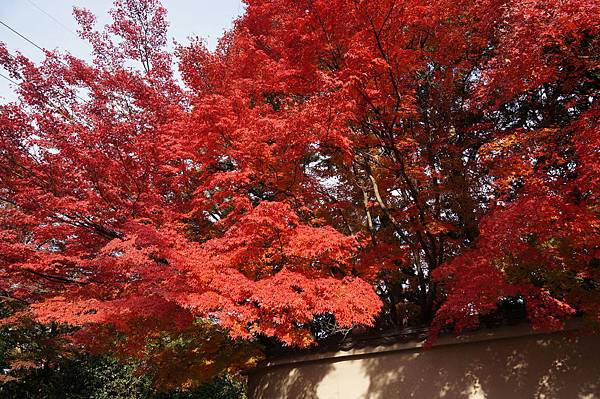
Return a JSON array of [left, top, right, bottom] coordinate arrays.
[[0, 0, 598, 388]]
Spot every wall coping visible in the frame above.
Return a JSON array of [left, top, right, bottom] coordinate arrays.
[[249, 321, 583, 372]]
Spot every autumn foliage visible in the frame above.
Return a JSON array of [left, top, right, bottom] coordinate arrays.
[[0, 0, 598, 388]]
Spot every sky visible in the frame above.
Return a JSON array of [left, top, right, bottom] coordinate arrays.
[[0, 0, 245, 102]]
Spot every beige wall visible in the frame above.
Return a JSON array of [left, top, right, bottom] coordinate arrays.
[[248, 324, 600, 399]]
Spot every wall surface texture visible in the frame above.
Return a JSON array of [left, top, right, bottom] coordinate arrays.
[[247, 324, 600, 399]]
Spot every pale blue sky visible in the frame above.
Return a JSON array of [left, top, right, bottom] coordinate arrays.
[[0, 0, 245, 102]]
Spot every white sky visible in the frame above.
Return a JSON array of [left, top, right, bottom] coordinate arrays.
[[0, 0, 245, 102]]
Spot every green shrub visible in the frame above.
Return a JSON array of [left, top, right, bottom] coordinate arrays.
[[0, 355, 246, 399]]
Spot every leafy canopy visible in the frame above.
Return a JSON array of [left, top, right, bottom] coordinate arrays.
[[0, 0, 598, 388]]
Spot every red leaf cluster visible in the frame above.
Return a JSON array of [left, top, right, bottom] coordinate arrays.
[[0, 0, 598, 384]]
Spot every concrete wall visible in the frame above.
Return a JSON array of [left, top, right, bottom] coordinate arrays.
[[248, 324, 600, 399]]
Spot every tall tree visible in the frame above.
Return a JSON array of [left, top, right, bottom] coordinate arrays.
[[1, 0, 598, 387]]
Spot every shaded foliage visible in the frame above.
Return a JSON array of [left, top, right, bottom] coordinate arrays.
[[0, 355, 246, 399]]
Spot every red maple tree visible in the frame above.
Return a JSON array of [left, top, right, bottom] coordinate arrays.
[[1, 0, 598, 387]]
